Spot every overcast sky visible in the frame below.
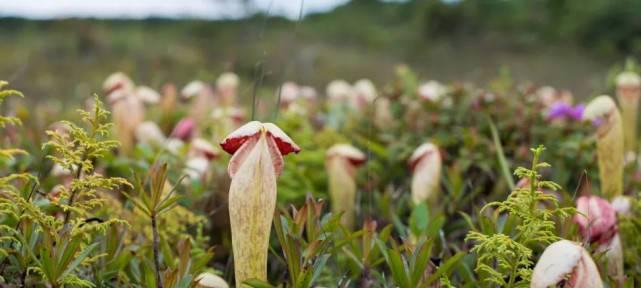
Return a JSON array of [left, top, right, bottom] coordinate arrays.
[[0, 0, 350, 20]]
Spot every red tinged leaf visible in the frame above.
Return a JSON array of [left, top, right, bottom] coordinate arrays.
[[263, 123, 301, 155], [226, 133, 259, 178], [221, 121, 299, 177], [220, 121, 262, 154]]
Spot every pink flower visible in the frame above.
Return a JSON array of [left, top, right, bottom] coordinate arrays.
[[170, 118, 195, 141], [574, 195, 617, 244]]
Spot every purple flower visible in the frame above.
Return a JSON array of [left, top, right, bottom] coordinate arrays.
[[546, 102, 585, 121], [570, 103, 585, 121]]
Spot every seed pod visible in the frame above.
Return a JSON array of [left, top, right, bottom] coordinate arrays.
[[531, 240, 603, 288], [408, 143, 442, 205], [582, 96, 624, 199], [616, 71, 641, 155], [326, 144, 367, 228], [220, 121, 300, 287]]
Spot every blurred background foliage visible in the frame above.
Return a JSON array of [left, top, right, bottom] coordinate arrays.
[[2, 0, 641, 105]]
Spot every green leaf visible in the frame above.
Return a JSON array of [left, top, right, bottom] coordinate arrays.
[[57, 237, 82, 273], [487, 117, 515, 190], [409, 203, 429, 236], [242, 279, 277, 288], [426, 252, 465, 284], [60, 242, 100, 279], [410, 239, 433, 285]]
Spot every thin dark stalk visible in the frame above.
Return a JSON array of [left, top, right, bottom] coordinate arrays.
[[63, 162, 84, 226], [151, 214, 163, 288], [250, 62, 264, 121], [246, 0, 274, 121], [20, 269, 27, 287], [271, 0, 305, 121]]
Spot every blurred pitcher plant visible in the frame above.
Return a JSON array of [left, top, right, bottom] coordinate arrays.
[[582, 95, 624, 199], [325, 143, 366, 229], [531, 240, 603, 288], [615, 70, 641, 159], [408, 143, 442, 205], [103, 72, 145, 154]]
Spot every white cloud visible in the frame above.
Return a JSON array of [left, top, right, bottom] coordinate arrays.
[[0, 0, 350, 20]]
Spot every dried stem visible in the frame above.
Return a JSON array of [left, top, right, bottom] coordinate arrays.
[[151, 214, 163, 288]]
